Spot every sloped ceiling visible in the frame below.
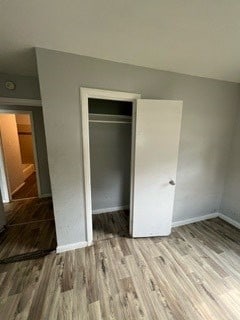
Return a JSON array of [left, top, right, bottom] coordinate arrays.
[[0, 0, 240, 82]]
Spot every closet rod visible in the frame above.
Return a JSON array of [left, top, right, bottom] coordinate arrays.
[[89, 120, 131, 124], [89, 113, 132, 119]]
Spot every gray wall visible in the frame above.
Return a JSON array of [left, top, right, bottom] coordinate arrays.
[[0, 73, 51, 196], [0, 73, 40, 99], [221, 108, 240, 223], [90, 122, 131, 212], [36, 48, 240, 247]]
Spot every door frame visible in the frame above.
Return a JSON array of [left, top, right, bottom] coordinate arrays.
[[80, 88, 141, 245], [0, 109, 41, 202], [0, 97, 41, 107]]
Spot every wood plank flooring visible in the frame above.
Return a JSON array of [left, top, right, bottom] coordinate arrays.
[[0, 198, 56, 260], [93, 210, 129, 241], [0, 212, 240, 319], [12, 172, 38, 200], [4, 197, 54, 225]]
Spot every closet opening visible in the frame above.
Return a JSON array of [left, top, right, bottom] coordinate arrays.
[[88, 98, 133, 242], [81, 88, 141, 245]]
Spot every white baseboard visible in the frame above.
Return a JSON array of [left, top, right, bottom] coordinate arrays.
[[11, 182, 25, 196], [172, 212, 240, 230], [56, 241, 88, 253], [57, 212, 239, 254], [218, 213, 240, 229], [23, 164, 35, 180], [92, 205, 129, 214], [172, 212, 219, 228]]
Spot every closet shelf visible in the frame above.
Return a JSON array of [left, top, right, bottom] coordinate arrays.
[[89, 113, 132, 124]]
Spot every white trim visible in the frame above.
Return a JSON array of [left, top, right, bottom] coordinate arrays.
[[0, 97, 41, 107], [11, 182, 25, 195], [172, 212, 219, 227], [81, 88, 141, 101], [129, 99, 137, 236], [22, 163, 35, 180], [11, 196, 38, 202], [218, 213, 240, 229], [80, 87, 141, 245], [55, 212, 240, 253], [93, 205, 129, 214], [172, 212, 240, 229], [0, 131, 10, 203], [56, 241, 88, 253]]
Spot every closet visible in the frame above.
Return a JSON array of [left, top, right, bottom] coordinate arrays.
[[88, 99, 133, 238], [81, 87, 182, 243]]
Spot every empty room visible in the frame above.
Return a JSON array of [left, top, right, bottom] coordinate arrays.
[[0, 1, 240, 319]]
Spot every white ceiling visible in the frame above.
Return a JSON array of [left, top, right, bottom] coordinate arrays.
[[1, 0, 240, 82]]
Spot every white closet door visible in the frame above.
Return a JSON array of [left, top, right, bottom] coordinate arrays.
[[131, 99, 182, 237]]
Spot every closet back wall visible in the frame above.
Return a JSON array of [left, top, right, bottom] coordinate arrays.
[[89, 122, 131, 213], [88, 99, 132, 213], [89, 98, 132, 213]]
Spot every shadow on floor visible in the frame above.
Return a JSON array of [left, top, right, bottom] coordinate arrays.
[[0, 197, 56, 263], [93, 210, 130, 242]]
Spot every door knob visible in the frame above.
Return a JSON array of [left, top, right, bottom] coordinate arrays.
[[169, 180, 176, 186]]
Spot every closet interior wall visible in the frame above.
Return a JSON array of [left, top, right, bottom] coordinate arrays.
[[88, 98, 132, 214]]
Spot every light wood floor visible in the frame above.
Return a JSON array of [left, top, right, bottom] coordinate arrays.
[[0, 212, 240, 319], [0, 198, 56, 261]]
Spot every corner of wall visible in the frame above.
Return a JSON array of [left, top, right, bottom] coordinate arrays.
[[220, 87, 240, 222]]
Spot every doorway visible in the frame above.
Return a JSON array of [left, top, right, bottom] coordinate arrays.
[[80, 88, 141, 244], [0, 105, 57, 263], [89, 98, 133, 241], [0, 111, 40, 202]]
